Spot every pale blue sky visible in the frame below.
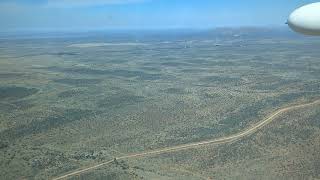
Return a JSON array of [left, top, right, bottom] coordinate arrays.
[[0, 0, 317, 31]]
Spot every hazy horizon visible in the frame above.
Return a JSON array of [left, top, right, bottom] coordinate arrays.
[[0, 0, 317, 32]]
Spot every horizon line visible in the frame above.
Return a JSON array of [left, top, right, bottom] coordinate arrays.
[[0, 25, 289, 33]]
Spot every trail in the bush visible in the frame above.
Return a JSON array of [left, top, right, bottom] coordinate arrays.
[[53, 99, 320, 180]]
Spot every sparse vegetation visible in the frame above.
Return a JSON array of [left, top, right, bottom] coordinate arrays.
[[0, 86, 38, 100], [53, 78, 102, 86], [0, 28, 319, 179]]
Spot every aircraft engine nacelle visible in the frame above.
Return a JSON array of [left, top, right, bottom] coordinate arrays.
[[287, 2, 320, 36]]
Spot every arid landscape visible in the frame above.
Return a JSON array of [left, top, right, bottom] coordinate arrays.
[[0, 28, 320, 179]]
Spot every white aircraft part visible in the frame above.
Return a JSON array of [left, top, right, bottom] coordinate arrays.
[[288, 2, 320, 36]]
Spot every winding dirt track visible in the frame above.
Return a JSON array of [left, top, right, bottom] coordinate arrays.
[[53, 99, 320, 180]]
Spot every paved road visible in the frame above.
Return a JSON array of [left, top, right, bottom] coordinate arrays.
[[53, 99, 320, 180]]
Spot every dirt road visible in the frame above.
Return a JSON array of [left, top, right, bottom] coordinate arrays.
[[53, 99, 320, 180]]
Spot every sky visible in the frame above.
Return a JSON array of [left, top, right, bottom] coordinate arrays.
[[0, 0, 317, 31]]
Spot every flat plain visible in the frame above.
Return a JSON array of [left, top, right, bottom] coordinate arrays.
[[0, 28, 319, 179]]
